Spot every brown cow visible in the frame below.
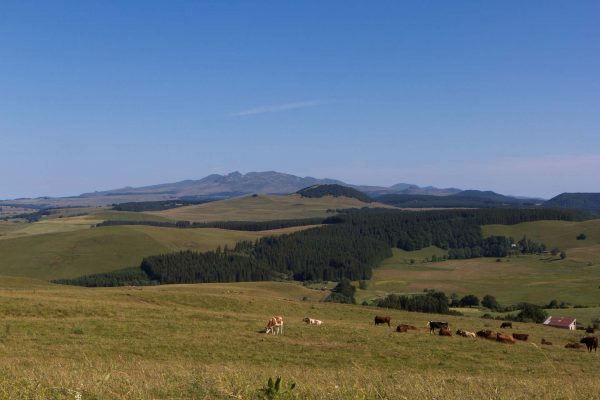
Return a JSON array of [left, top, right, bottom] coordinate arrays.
[[439, 328, 452, 336], [512, 333, 529, 341], [541, 338, 552, 345], [396, 324, 417, 332], [580, 336, 598, 353], [565, 342, 584, 349], [476, 330, 497, 341], [265, 316, 284, 335], [496, 333, 515, 344], [500, 322, 513, 329], [374, 316, 391, 327]]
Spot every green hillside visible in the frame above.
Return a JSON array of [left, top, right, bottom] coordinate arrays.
[[0, 278, 597, 399], [369, 249, 600, 307], [0, 225, 314, 280], [483, 219, 600, 264]]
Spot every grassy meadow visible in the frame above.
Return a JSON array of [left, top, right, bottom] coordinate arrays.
[[483, 219, 600, 264], [0, 277, 598, 399], [147, 194, 393, 222], [0, 225, 316, 280]]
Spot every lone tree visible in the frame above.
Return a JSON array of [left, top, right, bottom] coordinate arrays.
[[459, 294, 480, 307], [482, 294, 500, 311]]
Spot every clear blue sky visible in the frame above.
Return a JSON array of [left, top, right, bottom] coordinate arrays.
[[1, 1, 599, 199]]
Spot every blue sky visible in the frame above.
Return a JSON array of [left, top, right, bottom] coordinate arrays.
[[1, 1, 599, 199]]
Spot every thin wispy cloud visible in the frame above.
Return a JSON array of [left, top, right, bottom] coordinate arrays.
[[230, 99, 333, 116]]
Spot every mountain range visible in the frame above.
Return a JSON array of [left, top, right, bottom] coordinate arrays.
[[1, 171, 465, 208], [5, 171, 595, 213]]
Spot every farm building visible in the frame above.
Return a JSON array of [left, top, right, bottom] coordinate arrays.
[[543, 316, 577, 330]]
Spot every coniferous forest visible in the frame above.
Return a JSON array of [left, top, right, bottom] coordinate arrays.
[[55, 208, 585, 287]]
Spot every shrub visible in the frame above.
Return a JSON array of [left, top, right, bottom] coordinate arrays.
[[576, 233, 587, 240], [324, 279, 356, 304], [516, 304, 548, 323]]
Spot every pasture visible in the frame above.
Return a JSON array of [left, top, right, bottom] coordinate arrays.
[[364, 219, 600, 307], [0, 225, 315, 280], [483, 219, 600, 264], [147, 194, 393, 222], [370, 249, 600, 307], [0, 277, 598, 399]]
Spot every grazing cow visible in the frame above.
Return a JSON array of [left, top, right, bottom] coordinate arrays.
[[541, 338, 552, 345], [565, 342, 584, 349], [265, 316, 284, 335], [427, 321, 449, 334], [512, 333, 529, 342], [580, 336, 598, 353], [439, 328, 452, 336], [456, 329, 476, 338], [374, 316, 391, 327], [496, 333, 515, 344], [586, 327, 595, 334], [500, 322, 513, 329], [396, 324, 418, 332], [303, 317, 323, 325]]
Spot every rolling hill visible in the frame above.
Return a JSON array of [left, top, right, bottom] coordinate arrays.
[[147, 193, 392, 222], [0, 224, 316, 280], [376, 190, 541, 208], [296, 184, 373, 203], [544, 193, 600, 215]]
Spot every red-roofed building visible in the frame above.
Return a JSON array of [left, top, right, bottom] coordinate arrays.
[[543, 316, 577, 330]]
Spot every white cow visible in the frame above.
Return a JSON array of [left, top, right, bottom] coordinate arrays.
[[303, 317, 323, 325], [265, 316, 284, 335]]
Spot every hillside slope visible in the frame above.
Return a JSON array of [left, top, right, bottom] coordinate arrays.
[[148, 194, 392, 222], [544, 193, 600, 215], [0, 225, 315, 280]]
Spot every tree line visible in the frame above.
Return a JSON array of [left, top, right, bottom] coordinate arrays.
[[96, 217, 329, 231]]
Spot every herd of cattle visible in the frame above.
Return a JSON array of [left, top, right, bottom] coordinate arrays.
[[265, 315, 598, 353]]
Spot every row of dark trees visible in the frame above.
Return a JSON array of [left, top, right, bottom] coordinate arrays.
[[96, 217, 329, 232], [376, 291, 451, 314]]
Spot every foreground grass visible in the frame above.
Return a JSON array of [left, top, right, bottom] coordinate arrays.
[[0, 277, 598, 399]]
